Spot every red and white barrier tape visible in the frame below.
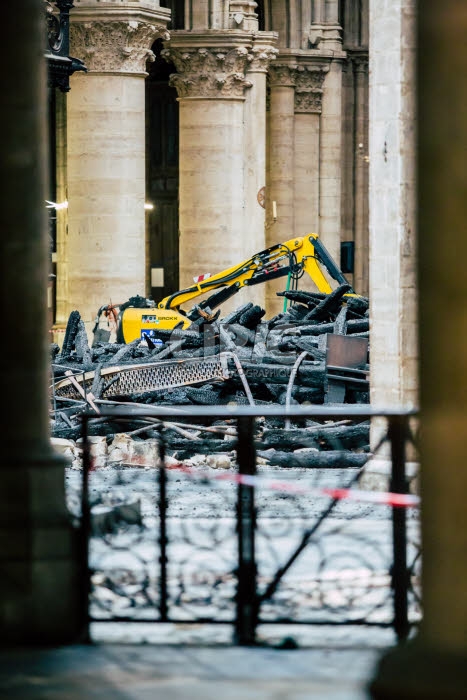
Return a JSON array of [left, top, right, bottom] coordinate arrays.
[[165, 462, 420, 508], [87, 454, 419, 508]]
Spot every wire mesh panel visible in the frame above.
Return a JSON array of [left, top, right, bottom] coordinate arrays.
[[54, 354, 230, 400]]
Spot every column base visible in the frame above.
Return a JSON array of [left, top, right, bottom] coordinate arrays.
[[368, 638, 467, 700], [0, 450, 87, 646]]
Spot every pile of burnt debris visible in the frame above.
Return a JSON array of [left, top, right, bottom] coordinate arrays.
[[50, 284, 371, 467]]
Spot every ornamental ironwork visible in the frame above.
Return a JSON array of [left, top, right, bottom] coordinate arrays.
[[73, 406, 422, 645], [44, 0, 87, 91]]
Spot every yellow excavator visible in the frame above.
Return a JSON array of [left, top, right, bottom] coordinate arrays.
[[93, 233, 356, 344]]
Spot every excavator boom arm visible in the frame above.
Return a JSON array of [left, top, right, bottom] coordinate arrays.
[[158, 234, 352, 311], [93, 233, 356, 344]]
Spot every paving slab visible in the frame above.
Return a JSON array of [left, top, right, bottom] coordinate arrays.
[[0, 641, 387, 700]]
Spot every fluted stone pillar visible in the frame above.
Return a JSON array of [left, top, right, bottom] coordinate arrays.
[[64, 0, 170, 336], [162, 33, 257, 314], [243, 37, 278, 288], [266, 63, 296, 315], [0, 0, 83, 644]]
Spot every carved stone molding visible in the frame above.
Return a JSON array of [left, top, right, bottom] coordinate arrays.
[[268, 64, 297, 88], [247, 44, 278, 73], [70, 20, 169, 73], [294, 65, 329, 114], [351, 53, 369, 74], [308, 22, 343, 53], [308, 26, 324, 49], [72, 0, 171, 12], [229, 1, 259, 31], [162, 46, 253, 98]]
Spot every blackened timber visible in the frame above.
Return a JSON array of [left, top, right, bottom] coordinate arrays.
[[304, 284, 353, 322], [276, 289, 326, 306], [346, 296, 369, 315], [229, 361, 326, 388], [257, 422, 370, 450], [284, 337, 326, 360], [163, 435, 237, 452], [285, 304, 309, 320], [257, 449, 369, 468], [223, 324, 256, 346], [288, 386, 324, 403], [294, 319, 369, 335], [221, 302, 254, 325], [238, 305, 266, 328], [254, 352, 300, 365]]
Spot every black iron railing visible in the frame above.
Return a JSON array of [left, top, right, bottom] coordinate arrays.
[[75, 405, 422, 646]]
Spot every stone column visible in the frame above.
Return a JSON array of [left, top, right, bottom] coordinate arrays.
[[294, 62, 328, 235], [162, 33, 255, 314], [368, 0, 417, 411], [64, 0, 170, 337], [370, 1, 467, 697], [243, 35, 278, 309], [310, 0, 341, 50], [361, 0, 417, 492], [54, 91, 68, 334], [312, 0, 324, 27], [266, 63, 296, 315], [293, 62, 329, 295], [353, 55, 369, 297], [0, 0, 83, 644], [318, 57, 345, 262], [309, 0, 345, 262], [323, 0, 341, 44]]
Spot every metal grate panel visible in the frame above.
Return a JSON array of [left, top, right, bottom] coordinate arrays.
[[53, 354, 231, 400]]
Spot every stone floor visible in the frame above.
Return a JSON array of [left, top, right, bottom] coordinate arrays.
[[0, 637, 388, 700]]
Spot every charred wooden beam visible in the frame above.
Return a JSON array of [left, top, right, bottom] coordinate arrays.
[[257, 449, 369, 468], [229, 360, 326, 388], [257, 422, 370, 450]]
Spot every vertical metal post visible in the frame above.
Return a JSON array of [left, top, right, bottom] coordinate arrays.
[[234, 415, 258, 645], [80, 414, 92, 643], [158, 433, 168, 621], [389, 414, 410, 641]]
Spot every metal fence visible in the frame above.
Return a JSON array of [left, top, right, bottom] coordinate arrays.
[[75, 405, 422, 646]]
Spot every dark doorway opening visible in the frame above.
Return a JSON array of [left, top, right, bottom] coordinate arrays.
[[146, 40, 179, 302], [256, 0, 265, 31]]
